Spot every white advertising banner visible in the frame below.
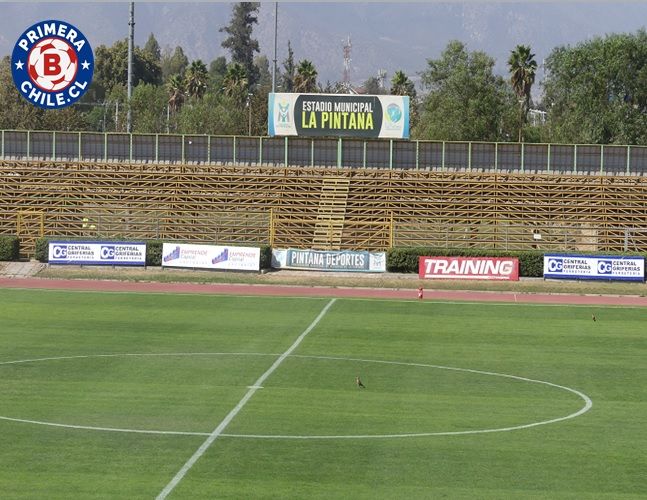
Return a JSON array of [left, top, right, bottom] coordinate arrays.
[[162, 243, 260, 271], [543, 254, 645, 282], [272, 248, 386, 272], [48, 241, 146, 266]]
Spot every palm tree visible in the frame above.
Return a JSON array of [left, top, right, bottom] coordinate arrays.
[[185, 60, 209, 99], [294, 60, 318, 93], [390, 70, 416, 99], [508, 45, 537, 142], [167, 74, 185, 113], [222, 62, 249, 104]]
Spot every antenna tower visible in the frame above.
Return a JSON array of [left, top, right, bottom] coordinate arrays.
[[342, 36, 352, 92]]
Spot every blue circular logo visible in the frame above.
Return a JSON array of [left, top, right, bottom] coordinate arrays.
[[11, 20, 94, 109], [386, 103, 402, 123]]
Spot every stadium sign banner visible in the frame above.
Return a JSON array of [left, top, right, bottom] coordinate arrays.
[[419, 256, 520, 281], [162, 243, 260, 271], [272, 248, 386, 272], [268, 93, 409, 139], [543, 254, 645, 282], [48, 241, 146, 266]]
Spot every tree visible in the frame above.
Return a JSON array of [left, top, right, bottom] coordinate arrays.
[[208, 56, 228, 92], [417, 40, 516, 141], [254, 55, 272, 89], [391, 70, 419, 129], [143, 33, 161, 63], [161, 46, 189, 82], [131, 83, 168, 133], [185, 60, 209, 100], [294, 60, 318, 93], [543, 30, 647, 144], [0, 56, 43, 130], [93, 39, 162, 100], [220, 2, 260, 89], [167, 74, 186, 114], [222, 62, 249, 104], [508, 45, 537, 142], [362, 76, 383, 95], [280, 40, 296, 92]]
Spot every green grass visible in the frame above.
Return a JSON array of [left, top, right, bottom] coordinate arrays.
[[1, 289, 646, 499]]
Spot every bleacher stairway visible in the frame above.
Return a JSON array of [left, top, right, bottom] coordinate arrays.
[[312, 177, 350, 250]]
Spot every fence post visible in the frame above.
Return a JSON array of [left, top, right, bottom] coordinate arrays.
[[389, 139, 393, 170], [104, 132, 108, 162], [26, 130, 30, 161], [233, 136, 236, 164], [520, 142, 525, 173], [77, 131, 81, 161], [468, 141, 472, 172], [547, 143, 551, 173], [600, 144, 604, 175], [494, 142, 498, 172], [415, 140, 419, 170], [155, 134, 159, 163], [573, 144, 577, 174], [52, 131, 56, 160], [1, 130, 3, 158], [181, 134, 185, 163], [363, 141, 367, 168], [441, 141, 446, 171], [337, 137, 342, 168], [129, 133, 133, 163], [258, 136, 263, 165], [310, 138, 314, 167], [207, 135, 211, 164], [626, 145, 631, 175], [284, 136, 288, 167]]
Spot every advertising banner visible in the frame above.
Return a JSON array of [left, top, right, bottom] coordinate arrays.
[[419, 256, 520, 280], [162, 243, 260, 271], [543, 254, 645, 281], [268, 93, 409, 139], [48, 241, 146, 266], [272, 248, 386, 272]]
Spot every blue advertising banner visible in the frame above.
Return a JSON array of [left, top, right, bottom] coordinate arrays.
[[543, 254, 645, 281], [48, 241, 146, 266]]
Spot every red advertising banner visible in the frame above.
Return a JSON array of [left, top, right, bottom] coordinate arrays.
[[418, 256, 519, 281]]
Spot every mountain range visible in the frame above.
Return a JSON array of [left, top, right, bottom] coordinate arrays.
[[2, 2, 647, 94]]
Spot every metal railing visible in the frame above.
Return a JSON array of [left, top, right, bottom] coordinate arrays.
[[2, 129, 646, 175]]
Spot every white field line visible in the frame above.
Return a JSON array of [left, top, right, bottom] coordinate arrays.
[[155, 298, 337, 500]]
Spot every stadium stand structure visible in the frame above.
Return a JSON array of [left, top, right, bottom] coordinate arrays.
[[2, 159, 647, 258]]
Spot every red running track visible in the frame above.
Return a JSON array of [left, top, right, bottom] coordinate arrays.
[[1, 277, 646, 307]]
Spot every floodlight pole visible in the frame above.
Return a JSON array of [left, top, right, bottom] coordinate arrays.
[[272, 2, 278, 93], [127, 2, 135, 134]]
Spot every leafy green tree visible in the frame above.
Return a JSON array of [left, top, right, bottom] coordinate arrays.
[[391, 70, 419, 129], [294, 60, 318, 93], [220, 2, 260, 89], [143, 33, 161, 63], [508, 44, 537, 142], [0, 56, 43, 129], [417, 40, 516, 141], [161, 46, 189, 83], [175, 93, 246, 135], [131, 83, 167, 133], [208, 56, 228, 92], [185, 60, 209, 100], [254, 55, 272, 89], [93, 39, 162, 100], [362, 76, 382, 95], [543, 30, 647, 144], [280, 40, 296, 92]]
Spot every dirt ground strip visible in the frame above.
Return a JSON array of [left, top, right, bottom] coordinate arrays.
[[1, 275, 646, 307]]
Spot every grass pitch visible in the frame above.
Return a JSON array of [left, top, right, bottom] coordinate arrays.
[[0, 289, 646, 499]]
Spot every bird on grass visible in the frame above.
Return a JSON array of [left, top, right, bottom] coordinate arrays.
[[592, 314, 597, 322], [355, 376, 365, 389]]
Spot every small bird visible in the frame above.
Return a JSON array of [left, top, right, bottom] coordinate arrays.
[[355, 376, 365, 389], [592, 314, 597, 322]]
